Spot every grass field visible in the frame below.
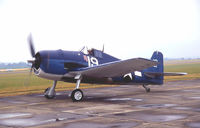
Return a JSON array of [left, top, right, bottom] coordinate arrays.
[[0, 71, 117, 97], [0, 59, 199, 97], [164, 59, 200, 81]]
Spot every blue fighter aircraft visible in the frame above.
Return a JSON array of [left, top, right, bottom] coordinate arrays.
[[27, 35, 186, 102]]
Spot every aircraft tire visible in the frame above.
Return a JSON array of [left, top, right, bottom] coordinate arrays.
[[146, 88, 150, 92], [44, 87, 55, 99], [71, 89, 84, 102]]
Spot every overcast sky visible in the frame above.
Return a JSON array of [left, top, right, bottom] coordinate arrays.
[[0, 0, 200, 62]]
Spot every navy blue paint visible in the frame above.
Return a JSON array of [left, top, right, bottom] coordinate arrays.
[[143, 51, 164, 85], [37, 49, 164, 85]]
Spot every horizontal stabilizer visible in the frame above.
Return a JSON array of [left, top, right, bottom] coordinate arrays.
[[144, 72, 187, 78], [163, 72, 187, 76]]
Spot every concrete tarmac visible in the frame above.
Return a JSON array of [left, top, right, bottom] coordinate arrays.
[[0, 80, 200, 128]]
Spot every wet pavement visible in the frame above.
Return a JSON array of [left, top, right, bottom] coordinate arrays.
[[0, 79, 200, 128]]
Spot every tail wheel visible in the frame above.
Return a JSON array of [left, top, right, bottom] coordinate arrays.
[[71, 89, 84, 102], [143, 84, 151, 93], [146, 88, 150, 92]]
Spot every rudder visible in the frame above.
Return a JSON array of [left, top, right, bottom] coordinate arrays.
[[150, 51, 163, 73], [145, 51, 164, 85]]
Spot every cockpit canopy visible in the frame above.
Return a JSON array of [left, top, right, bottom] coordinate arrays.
[[80, 46, 103, 58]]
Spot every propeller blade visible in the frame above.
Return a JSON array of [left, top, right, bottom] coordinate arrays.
[[28, 34, 36, 57], [27, 59, 35, 73], [30, 64, 34, 73], [25, 34, 37, 86], [27, 60, 35, 64], [24, 68, 32, 86]]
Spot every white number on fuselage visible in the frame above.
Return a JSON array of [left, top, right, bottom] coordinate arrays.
[[87, 56, 99, 67]]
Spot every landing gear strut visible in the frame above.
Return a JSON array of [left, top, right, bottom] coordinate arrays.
[[143, 84, 150, 92], [44, 80, 57, 99], [71, 74, 84, 102]]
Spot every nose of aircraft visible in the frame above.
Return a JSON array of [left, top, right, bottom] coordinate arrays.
[[33, 52, 41, 70]]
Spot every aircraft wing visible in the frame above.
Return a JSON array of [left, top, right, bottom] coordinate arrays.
[[70, 58, 158, 78], [144, 72, 187, 78]]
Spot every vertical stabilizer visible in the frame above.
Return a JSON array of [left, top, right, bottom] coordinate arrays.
[[145, 51, 164, 84], [151, 51, 163, 73]]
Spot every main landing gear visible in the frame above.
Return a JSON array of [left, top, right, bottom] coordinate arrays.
[[44, 80, 57, 99], [143, 84, 150, 92], [44, 75, 84, 102], [71, 74, 84, 102]]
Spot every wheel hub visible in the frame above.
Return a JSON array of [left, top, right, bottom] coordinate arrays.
[[74, 91, 82, 100]]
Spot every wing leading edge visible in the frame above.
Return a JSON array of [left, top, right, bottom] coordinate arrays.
[[69, 58, 158, 78]]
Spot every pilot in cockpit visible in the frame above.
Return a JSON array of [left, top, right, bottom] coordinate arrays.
[[87, 49, 94, 56], [80, 46, 95, 56]]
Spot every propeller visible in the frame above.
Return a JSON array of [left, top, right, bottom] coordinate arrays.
[[27, 34, 35, 73], [24, 34, 41, 86], [28, 34, 36, 58], [27, 34, 41, 73]]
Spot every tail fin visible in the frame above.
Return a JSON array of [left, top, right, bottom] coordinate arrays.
[[144, 51, 164, 84], [150, 51, 163, 73], [144, 51, 187, 85]]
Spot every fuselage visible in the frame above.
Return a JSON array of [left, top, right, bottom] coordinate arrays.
[[33, 49, 163, 85]]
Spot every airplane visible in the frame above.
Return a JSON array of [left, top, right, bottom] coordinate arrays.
[[27, 35, 187, 102]]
